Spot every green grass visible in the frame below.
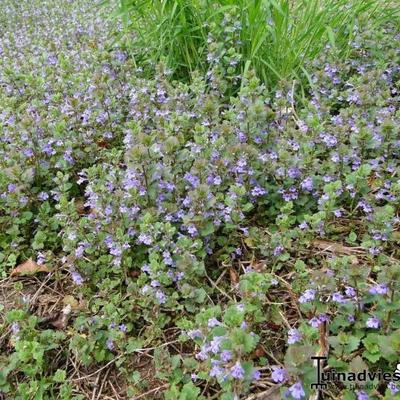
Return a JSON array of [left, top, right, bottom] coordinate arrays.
[[106, 0, 399, 89]]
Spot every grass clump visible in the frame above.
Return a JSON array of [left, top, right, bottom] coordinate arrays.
[[108, 0, 398, 88]]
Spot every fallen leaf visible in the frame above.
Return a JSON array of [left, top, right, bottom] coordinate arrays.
[[97, 139, 109, 148], [311, 239, 365, 255], [10, 258, 50, 277], [265, 321, 282, 331], [244, 237, 255, 248], [244, 385, 281, 400], [63, 295, 79, 310], [41, 305, 71, 330], [251, 344, 266, 359], [75, 198, 87, 215], [229, 267, 239, 285], [251, 260, 266, 272], [368, 173, 377, 189], [130, 270, 140, 278]]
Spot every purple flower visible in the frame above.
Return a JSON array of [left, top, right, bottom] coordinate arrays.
[[288, 382, 305, 399], [348, 315, 355, 323], [210, 365, 224, 378], [71, 271, 84, 285], [369, 284, 388, 295], [187, 329, 202, 340], [251, 186, 267, 197], [119, 324, 127, 332], [207, 318, 221, 328], [366, 317, 380, 329], [299, 289, 316, 303], [137, 233, 152, 245], [345, 286, 356, 298], [155, 290, 167, 304], [299, 221, 309, 230], [271, 367, 288, 383], [309, 317, 322, 328], [191, 373, 198, 382], [184, 173, 200, 188], [11, 322, 20, 335], [252, 369, 261, 380], [369, 246, 381, 255], [195, 350, 208, 361], [318, 314, 329, 322], [209, 336, 224, 353], [24, 148, 34, 157], [300, 177, 313, 191], [388, 382, 399, 395], [106, 338, 114, 351], [75, 245, 85, 258], [356, 390, 369, 400], [288, 328, 302, 344], [320, 132, 337, 148], [36, 252, 46, 265], [288, 167, 301, 179], [273, 245, 284, 256], [187, 224, 198, 237], [332, 292, 347, 304], [38, 192, 49, 201], [220, 350, 232, 362], [333, 209, 342, 217], [230, 361, 245, 380]]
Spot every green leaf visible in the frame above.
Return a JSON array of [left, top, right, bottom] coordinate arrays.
[[348, 231, 357, 243], [363, 334, 380, 354], [126, 338, 144, 354], [345, 336, 360, 353], [200, 222, 214, 236], [179, 381, 200, 400], [363, 350, 381, 363], [349, 355, 368, 373], [53, 369, 67, 383]]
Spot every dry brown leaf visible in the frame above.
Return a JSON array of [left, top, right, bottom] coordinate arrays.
[[10, 258, 50, 277], [49, 313, 70, 330], [97, 139, 110, 149], [63, 295, 79, 310], [311, 239, 365, 255], [42, 305, 71, 330], [251, 261, 266, 272], [229, 267, 239, 285], [251, 344, 266, 359], [244, 237, 256, 248], [245, 385, 281, 400], [75, 198, 86, 215]]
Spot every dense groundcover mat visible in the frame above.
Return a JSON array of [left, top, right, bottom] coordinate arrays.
[[0, 0, 400, 399]]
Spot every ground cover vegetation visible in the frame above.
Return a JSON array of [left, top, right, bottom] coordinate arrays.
[[0, 0, 400, 399]]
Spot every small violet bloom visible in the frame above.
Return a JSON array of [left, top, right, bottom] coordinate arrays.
[[366, 317, 380, 329], [388, 382, 399, 395], [271, 367, 288, 383], [299, 289, 316, 303], [288, 382, 305, 399], [71, 271, 84, 285], [230, 362, 245, 380], [356, 390, 369, 400], [252, 369, 261, 381], [288, 328, 302, 344], [369, 284, 388, 295]]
